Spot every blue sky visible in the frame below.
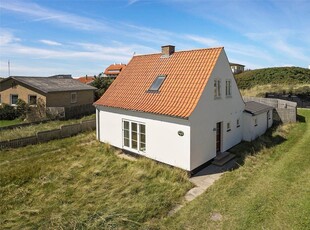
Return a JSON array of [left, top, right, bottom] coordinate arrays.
[[0, 0, 309, 77]]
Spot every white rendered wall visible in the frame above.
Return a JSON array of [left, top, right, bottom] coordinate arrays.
[[243, 110, 273, 141], [189, 50, 245, 170], [96, 106, 191, 171]]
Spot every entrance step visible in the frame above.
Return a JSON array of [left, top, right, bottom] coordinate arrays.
[[214, 151, 230, 161], [212, 152, 236, 166]]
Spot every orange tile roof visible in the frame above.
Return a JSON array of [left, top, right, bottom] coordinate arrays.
[[95, 47, 223, 118], [77, 76, 95, 84], [104, 63, 126, 75]]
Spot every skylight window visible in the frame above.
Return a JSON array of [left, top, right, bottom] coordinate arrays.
[[148, 75, 166, 92]]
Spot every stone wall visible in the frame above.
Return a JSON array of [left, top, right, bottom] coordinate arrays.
[[0, 119, 96, 150], [243, 97, 297, 123]]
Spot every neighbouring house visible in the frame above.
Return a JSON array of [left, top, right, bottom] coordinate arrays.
[[230, 63, 245, 74], [104, 63, 126, 78], [94, 45, 273, 172], [0, 76, 96, 118], [77, 75, 96, 85]]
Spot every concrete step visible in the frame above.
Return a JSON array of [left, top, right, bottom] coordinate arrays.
[[214, 151, 230, 161], [212, 153, 236, 166]]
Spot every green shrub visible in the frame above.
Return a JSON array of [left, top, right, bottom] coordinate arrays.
[[0, 103, 18, 120], [16, 99, 29, 119]]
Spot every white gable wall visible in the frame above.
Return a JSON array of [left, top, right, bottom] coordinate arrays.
[[96, 106, 191, 170], [189, 50, 245, 170]]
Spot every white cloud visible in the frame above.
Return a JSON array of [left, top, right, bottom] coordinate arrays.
[[0, 1, 110, 31], [128, 0, 140, 5], [0, 30, 20, 45], [185, 34, 219, 47], [39, 40, 62, 46]]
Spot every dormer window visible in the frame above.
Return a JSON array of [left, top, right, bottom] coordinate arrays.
[[148, 75, 166, 92]]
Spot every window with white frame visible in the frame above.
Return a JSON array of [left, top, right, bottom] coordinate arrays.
[[226, 80, 231, 96], [10, 94, 18, 106], [28, 95, 37, 106], [71, 92, 77, 103], [227, 122, 231, 132], [237, 118, 240, 128], [214, 79, 221, 98], [123, 120, 146, 152]]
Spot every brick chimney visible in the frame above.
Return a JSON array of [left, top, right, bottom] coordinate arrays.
[[161, 45, 175, 56]]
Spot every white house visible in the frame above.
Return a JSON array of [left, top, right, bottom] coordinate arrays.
[[94, 45, 272, 172]]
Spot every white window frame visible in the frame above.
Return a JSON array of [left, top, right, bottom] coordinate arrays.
[[28, 95, 37, 106], [214, 79, 221, 98], [236, 118, 240, 128], [71, 92, 77, 103], [227, 122, 231, 132], [254, 118, 258, 126], [10, 94, 18, 106], [122, 119, 146, 152], [226, 80, 231, 97]]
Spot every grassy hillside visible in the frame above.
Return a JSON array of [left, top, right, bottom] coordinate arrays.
[[0, 132, 192, 229], [235, 67, 310, 90], [161, 109, 310, 229]]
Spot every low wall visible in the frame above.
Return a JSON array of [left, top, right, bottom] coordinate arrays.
[[0, 119, 96, 150], [0, 119, 51, 131], [243, 97, 297, 123]]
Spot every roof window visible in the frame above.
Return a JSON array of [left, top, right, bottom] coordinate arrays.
[[148, 75, 166, 92]]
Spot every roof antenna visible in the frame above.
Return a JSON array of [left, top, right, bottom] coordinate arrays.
[[8, 60, 11, 77]]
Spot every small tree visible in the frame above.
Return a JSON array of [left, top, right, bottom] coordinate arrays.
[[16, 99, 29, 120], [91, 77, 114, 100]]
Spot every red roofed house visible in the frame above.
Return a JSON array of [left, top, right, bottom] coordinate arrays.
[[94, 45, 272, 172], [77, 75, 95, 85], [104, 63, 126, 78]]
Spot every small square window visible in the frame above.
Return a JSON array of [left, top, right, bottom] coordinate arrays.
[[29, 95, 37, 105], [227, 122, 231, 132], [10, 94, 18, 105], [71, 92, 77, 103], [148, 75, 166, 92]]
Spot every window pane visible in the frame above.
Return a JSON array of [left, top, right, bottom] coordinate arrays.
[[11, 95, 18, 104], [124, 121, 129, 130], [132, 131, 137, 141], [124, 130, 129, 138], [132, 123, 137, 132], [29, 95, 37, 105], [140, 134, 145, 143], [124, 138, 129, 147], [139, 124, 145, 134], [132, 140, 137, 149], [140, 142, 146, 151]]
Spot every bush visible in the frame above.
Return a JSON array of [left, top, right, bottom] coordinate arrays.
[[0, 104, 18, 120], [16, 99, 29, 119]]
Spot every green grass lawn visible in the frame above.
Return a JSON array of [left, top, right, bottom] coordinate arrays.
[[1, 110, 309, 229], [0, 132, 192, 229], [0, 119, 23, 128], [0, 114, 95, 141], [160, 109, 310, 229]]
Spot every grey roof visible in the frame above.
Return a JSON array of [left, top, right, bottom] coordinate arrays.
[[6, 76, 96, 93], [244, 101, 273, 115]]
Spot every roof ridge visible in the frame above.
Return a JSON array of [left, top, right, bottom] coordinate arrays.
[[133, 46, 223, 58]]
